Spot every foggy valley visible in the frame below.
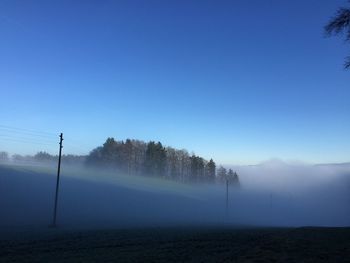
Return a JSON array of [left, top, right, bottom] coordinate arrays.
[[1, 0, 350, 261], [1, 156, 349, 231]]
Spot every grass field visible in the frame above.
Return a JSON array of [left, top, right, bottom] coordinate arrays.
[[0, 226, 349, 262], [1, 162, 349, 227], [1, 162, 349, 262]]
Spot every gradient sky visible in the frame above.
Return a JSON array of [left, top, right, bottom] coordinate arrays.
[[0, 0, 349, 165]]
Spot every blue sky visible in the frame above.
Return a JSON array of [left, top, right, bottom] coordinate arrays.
[[0, 0, 349, 164]]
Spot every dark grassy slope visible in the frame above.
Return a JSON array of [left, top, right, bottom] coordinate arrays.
[[0, 227, 349, 262], [1, 163, 350, 229], [1, 164, 350, 262], [0, 164, 218, 228], [0, 165, 55, 226]]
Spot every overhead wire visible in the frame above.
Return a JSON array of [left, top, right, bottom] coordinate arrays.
[[0, 124, 93, 155], [0, 124, 57, 137], [1, 137, 58, 147], [0, 132, 57, 143], [0, 128, 56, 139]]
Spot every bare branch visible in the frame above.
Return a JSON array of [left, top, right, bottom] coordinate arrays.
[[325, 5, 350, 69], [345, 57, 350, 69], [325, 8, 350, 37]]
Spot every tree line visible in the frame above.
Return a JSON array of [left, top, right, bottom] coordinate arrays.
[[85, 137, 239, 185], [86, 138, 219, 183], [0, 151, 86, 165], [1, 137, 240, 185]]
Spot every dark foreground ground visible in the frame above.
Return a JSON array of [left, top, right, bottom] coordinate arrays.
[[0, 226, 349, 262]]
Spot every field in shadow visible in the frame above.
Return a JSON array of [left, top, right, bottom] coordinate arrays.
[[0, 226, 349, 262], [1, 162, 349, 229], [1, 163, 349, 261], [0, 164, 215, 228]]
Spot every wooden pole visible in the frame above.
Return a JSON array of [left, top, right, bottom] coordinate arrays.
[[226, 178, 229, 219], [51, 133, 63, 227]]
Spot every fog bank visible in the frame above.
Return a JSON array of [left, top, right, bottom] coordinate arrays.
[[0, 160, 349, 231]]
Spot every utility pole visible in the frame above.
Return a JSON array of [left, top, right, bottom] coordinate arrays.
[[226, 178, 229, 219], [51, 133, 63, 227]]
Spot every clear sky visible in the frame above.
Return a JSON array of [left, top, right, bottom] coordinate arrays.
[[0, 0, 349, 165]]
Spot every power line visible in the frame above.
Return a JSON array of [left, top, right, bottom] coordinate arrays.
[[1, 135, 90, 155], [0, 124, 92, 154], [0, 134, 56, 145], [0, 137, 57, 147], [0, 124, 56, 136], [0, 128, 56, 139]]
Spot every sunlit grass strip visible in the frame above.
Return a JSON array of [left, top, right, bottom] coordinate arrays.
[[1, 163, 205, 200]]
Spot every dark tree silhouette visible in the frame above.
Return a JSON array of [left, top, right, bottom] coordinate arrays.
[[85, 137, 218, 183], [144, 141, 167, 177], [227, 169, 240, 187], [189, 155, 206, 182], [325, 2, 350, 68], [217, 166, 227, 183], [206, 159, 216, 182], [34, 151, 55, 162]]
